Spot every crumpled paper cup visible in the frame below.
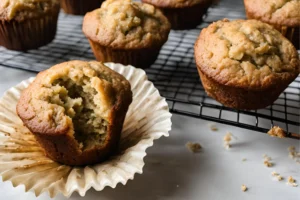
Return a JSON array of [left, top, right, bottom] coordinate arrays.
[[0, 63, 172, 198]]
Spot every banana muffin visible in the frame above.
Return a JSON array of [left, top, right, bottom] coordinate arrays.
[[194, 19, 300, 110], [0, 0, 60, 50], [61, 0, 104, 15], [83, 0, 171, 69], [142, 0, 212, 30], [244, 0, 300, 49], [17, 60, 132, 166]]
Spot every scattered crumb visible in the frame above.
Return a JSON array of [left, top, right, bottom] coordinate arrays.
[[242, 158, 247, 162], [267, 126, 286, 138], [288, 145, 300, 164], [287, 176, 298, 187], [271, 171, 279, 176], [263, 154, 272, 161], [272, 171, 283, 181], [186, 142, 202, 153], [263, 154, 273, 167], [277, 176, 283, 181], [223, 132, 236, 149], [209, 124, 218, 131], [241, 184, 247, 192], [176, 185, 179, 188], [264, 160, 273, 167]]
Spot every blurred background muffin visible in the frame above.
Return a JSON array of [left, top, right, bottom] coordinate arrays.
[[0, 0, 60, 51], [142, 0, 213, 30], [244, 0, 300, 49], [83, 0, 171, 68], [61, 0, 104, 15], [194, 19, 299, 110]]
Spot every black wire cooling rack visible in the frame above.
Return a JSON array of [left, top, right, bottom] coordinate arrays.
[[0, 0, 299, 139]]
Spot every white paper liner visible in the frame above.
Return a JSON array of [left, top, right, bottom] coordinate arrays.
[[0, 63, 172, 198]]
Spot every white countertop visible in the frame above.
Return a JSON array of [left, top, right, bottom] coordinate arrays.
[[0, 66, 299, 200]]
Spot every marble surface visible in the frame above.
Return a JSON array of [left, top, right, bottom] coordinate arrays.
[[0, 66, 299, 200]]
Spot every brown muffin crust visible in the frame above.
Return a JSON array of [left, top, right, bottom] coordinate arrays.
[[195, 19, 299, 90], [195, 19, 300, 109], [142, 0, 209, 8], [0, 0, 60, 21], [60, 0, 104, 15], [17, 60, 132, 166], [83, 0, 171, 50], [244, 0, 300, 27]]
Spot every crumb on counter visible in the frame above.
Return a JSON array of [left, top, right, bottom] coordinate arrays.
[[277, 176, 283, 181], [209, 124, 218, 131], [223, 132, 235, 149], [241, 184, 247, 192], [272, 171, 283, 181], [287, 176, 298, 187], [263, 155, 273, 167], [242, 158, 247, 162], [271, 171, 279, 176], [264, 160, 273, 167], [267, 126, 286, 138], [288, 145, 300, 164], [186, 142, 202, 153]]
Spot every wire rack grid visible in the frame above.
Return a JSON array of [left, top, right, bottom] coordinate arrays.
[[0, 0, 299, 139]]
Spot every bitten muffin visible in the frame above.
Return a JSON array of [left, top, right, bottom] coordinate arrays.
[[83, 0, 171, 69], [61, 0, 104, 15], [0, 0, 60, 51], [17, 60, 132, 166], [194, 19, 300, 110], [142, 0, 212, 30], [244, 0, 300, 49]]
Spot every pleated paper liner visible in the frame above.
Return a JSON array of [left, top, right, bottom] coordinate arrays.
[[0, 63, 172, 198]]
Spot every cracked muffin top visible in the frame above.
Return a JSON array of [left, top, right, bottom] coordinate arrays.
[[0, 0, 59, 21], [82, 0, 171, 49], [244, 0, 300, 26], [142, 0, 210, 8], [194, 19, 300, 90], [17, 60, 132, 138]]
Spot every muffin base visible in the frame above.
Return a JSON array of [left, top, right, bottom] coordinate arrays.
[[161, 2, 210, 30], [197, 68, 289, 110], [61, 0, 104, 15], [0, 12, 59, 51], [89, 40, 161, 69]]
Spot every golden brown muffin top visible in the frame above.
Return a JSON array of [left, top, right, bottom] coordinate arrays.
[[17, 60, 131, 136], [0, 0, 59, 21], [195, 19, 299, 90], [142, 0, 210, 8], [82, 0, 171, 49], [244, 0, 300, 27]]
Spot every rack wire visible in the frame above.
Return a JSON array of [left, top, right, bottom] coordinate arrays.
[[0, 0, 299, 139]]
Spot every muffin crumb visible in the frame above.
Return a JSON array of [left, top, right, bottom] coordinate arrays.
[[287, 176, 298, 187], [263, 155, 273, 167], [224, 132, 235, 149], [209, 124, 218, 131], [241, 184, 247, 192], [271, 171, 279, 176], [242, 158, 247, 162], [272, 171, 283, 181], [267, 126, 286, 138], [288, 145, 300, 164], [186, 142, 202, 153]]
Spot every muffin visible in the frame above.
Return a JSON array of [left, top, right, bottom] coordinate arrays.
[[83, 0, 171, 69], [0, 0, 60, 51], [142, 0, 212, 30], [194, 19, 300, 110], [17, 60, 132, 166], [244, 0, 300, 49], [61, 0, 104, 15]]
